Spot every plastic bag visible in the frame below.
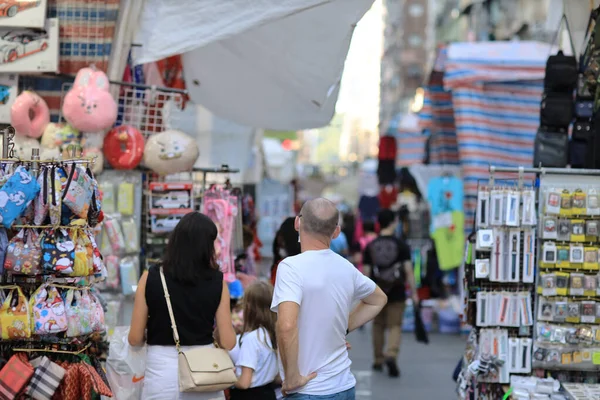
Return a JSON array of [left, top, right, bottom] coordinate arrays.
[[106, 326, 146, 400]]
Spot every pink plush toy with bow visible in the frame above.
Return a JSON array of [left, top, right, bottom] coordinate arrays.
[[62, 68, 117, 132]]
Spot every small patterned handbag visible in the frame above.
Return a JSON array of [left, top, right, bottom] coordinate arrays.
[[64, 289, 93, 337], [30, 284, 68, 335], [41, 228, 75, 274], [0, 165, 40, 228], [0, 287, 32, 339], [62, 164, 93, 219], [4, 228, 42, 275]]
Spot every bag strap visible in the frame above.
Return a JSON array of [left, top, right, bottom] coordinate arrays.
[[550, 13, 577, 58], [62, 163, 76, 200], [159, 267, 182, 352]]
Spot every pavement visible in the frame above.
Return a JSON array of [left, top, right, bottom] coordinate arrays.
[[348, 326, 466, 399]]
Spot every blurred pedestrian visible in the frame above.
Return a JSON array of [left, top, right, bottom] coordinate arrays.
[[330, 215, 350, 257], [363, 209, 418, 378], [272, 198, 387, 399], [271, 217, 301, 285], [354, 221, 377, 273]]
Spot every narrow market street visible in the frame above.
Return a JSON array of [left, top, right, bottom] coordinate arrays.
[[348, 327, 465, 399]]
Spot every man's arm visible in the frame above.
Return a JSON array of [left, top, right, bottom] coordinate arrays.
[[277, 302, 301, 379], [277, 302, 316, 393], [348, 286, 387, 332]]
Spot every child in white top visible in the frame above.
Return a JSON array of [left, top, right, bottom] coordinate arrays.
[[228, 281, 279, 400]]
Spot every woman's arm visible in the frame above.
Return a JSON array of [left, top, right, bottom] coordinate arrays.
[[215, 281, 236, 350], [128, 271, 149, 346], [235, 367, 254, 389]]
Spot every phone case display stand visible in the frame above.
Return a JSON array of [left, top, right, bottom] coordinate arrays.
[[460, 166, 600, 400]]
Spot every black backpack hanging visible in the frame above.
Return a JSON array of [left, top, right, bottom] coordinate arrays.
[[544, 14, 578, 93]]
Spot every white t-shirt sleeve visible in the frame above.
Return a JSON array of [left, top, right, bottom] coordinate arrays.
[[236, 331, 261, 371], [353, 268, 376, 301], [271, 261, 303, 312]]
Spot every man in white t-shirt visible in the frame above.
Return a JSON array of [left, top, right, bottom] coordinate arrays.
[[271, 198, 388, 399]]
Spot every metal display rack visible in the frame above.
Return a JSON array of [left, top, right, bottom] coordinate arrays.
[[462, 166, 600, 399]]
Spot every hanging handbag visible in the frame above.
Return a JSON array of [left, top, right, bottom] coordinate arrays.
[[4, 228, 42, 275], [0, 286, 32, 339], [533, 128, 569, 168], [62, 164, 93, 219], [33, 166, 49, 225], [0, 165, 41, 228], [64, 289, 93, 337], [159, 267, 236, 393], [87, 168, 102, 227], [540, 92, 574, 128], [47, 166, 64, 226], [544, 14, 578, 92], [41, 228, 75, 274], [31, 284, 68, 335]]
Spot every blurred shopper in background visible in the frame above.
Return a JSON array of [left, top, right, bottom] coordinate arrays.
[[330, 214, 350, 257], [271, 217, 301, 285], [363, 209, 418, 378], [354, 221, 378, 274]]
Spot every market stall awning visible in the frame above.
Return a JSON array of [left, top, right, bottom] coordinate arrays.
[[133, 0, 374, 130]]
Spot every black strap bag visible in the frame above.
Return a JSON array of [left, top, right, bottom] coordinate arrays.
[[545, 15, 578, 92], [533, 128, 569, 168]]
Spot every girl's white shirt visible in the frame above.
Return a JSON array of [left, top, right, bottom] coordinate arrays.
[[228, 327, 279, 388]]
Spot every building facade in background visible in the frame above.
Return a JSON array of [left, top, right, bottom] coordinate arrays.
[[379, 0, 436, 134]]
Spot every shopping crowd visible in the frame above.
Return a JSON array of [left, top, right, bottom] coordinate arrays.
[[128, 198, 418, 400]]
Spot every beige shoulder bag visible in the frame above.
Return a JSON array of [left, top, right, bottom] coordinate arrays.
[[159, 267, 237, 392]]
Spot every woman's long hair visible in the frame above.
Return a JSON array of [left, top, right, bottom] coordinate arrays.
[[241, 281, 277, 350], [272, 217, 301, 261], [162, 212, 219, 284]]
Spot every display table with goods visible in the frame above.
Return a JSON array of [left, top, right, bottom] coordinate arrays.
[[457, 166, 600, 400], [0, 133, 112, 399]]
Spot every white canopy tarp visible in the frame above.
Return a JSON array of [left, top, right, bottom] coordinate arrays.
[[133, 0, 374, 130]]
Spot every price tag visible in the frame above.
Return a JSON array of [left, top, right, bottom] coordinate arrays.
[[592, 352, 600, 365]]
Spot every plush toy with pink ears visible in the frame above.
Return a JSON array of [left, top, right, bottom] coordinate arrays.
[[62, 67, 117, 132]]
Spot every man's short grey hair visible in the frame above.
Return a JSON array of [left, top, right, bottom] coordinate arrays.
[[300, 198, 340, 238]]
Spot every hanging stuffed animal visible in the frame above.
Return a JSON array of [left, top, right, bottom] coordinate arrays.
[[62, 68, 117, 132], [143, 129, 199, 175], [81, 132, 104, 174], [10, 91, 50, 139], [39, 123, 82, 159], [103, 126, 144, 170]]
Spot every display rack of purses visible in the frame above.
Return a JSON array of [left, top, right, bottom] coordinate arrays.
[[533, 14, 577, 168], [0, 139, 113, 399], [534, 183, 600, 374], [95, 170, 142, 337], [457, 174, 538, 400]]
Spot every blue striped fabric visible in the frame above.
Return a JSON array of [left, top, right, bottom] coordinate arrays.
[[394, 130, 427, 167], [419, 83, 459, 165], [444, 42, 546, 230]]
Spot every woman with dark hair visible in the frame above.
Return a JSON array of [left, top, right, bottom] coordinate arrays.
[[129, 212, 237, 400], [270, 217, 301, 285]]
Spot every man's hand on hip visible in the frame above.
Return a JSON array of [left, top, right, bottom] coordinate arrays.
[[282, 372, 317, 397]]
